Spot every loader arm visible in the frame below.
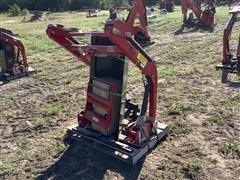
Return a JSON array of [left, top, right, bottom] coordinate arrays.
[[125, 0, 150, 45], [126, 0, 148, 37], [47, 26, 124, 66], [216, 7, 240, 83], [223, 12, 238, 64], [47, 20, 157, 119], [107, 21, 157, 118], [182, 0, 203, 22]]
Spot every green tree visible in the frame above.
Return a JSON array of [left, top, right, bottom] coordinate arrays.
[[8, 4, 21, 16], [34, 0, 71, 11], [0, 0, 158, 12], [99, 0, 129, 9]]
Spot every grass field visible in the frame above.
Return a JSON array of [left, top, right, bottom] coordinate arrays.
[[0, 6, 240, 180]]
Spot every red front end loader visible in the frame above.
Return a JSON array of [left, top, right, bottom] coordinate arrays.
[[46, 0, 168, 164], [125, 0, 151, 46], [108, 0, 150, 46], [181, 0, 216, 27], [0, 28, 34, 83]]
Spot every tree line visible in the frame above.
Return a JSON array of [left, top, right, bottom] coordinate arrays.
[[0, 0, 158, 12]]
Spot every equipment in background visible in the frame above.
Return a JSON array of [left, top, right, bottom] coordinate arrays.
[[109, 8, 117, 20], [216, 0, 240, 8], [229, 0, 240, 9], [146, 6, 153, 17], [46, 5, 169, 164], [159, 0, 175, 12], [0, 28, 33, 83], [216, 6, 240, 83], [106, 0, 151, 46], [86, 9, 99, 18], [124, 0, 151, 46], [30, 12, 47, 22], [181, 0, 216, 27]]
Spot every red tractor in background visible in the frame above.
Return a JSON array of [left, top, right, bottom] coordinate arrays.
[[0, 28, 33, 83], [181, 0, 216, 27], [125, 0, 151, 46], [216, 6, 240, 83], [46, 0, 168, 164], [109, 0, 151, 46]]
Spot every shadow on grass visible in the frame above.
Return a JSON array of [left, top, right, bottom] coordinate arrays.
[[37, 140, 145, 180], [174, 23, 214, 35], [227, 81, 240, 88], [0, 69, 36, 87]]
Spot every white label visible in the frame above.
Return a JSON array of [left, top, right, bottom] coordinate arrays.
[[92, 116, 99, 122]]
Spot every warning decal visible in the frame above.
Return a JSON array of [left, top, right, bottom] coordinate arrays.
[[137, 53, 148, 68]]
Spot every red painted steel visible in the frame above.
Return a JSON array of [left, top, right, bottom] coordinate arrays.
[[0, 29, 28, 73], [181, 0, 215, 27], [46, 1, 158, 144], [47, 21, 158, 122], [126, 0, 149, 40], [222, 13, 238, 64]]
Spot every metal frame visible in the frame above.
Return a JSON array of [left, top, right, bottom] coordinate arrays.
[[126, 0, 150, 45], [84, 76, 120, 130], [47, 22, 158, 122], [181, 0, 216, 27], [0, 28, 33, 82], [66, 123, 169, 164], [46, 0, 168, 164], [216, 6, 240, 83]]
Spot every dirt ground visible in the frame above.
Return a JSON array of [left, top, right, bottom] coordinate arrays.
[[0, 7, 240, 180]]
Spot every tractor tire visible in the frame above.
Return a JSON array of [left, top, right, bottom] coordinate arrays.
[[221, 69, 228, 83]]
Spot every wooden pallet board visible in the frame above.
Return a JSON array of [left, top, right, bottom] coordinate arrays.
[[66, 123, 169, 164]]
